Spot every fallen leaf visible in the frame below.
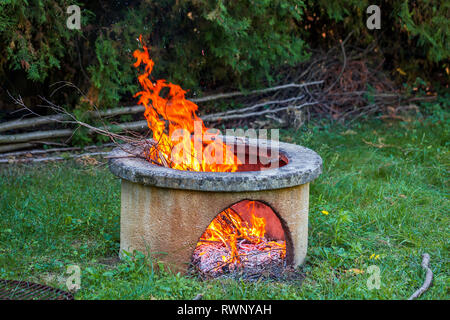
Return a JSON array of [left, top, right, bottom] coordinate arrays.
[[341, 129, 357, 136], [396, 67, 407, 76], [346, 268, 364, 275]]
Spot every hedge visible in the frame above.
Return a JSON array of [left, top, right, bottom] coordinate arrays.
[[0, 0, 448, 112]]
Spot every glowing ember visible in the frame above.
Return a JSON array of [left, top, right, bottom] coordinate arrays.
[[193, 201, 286, 276], [133, 36, 239, 172]]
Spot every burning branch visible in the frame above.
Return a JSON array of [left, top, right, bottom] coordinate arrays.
[[193, 203, 286, 278]]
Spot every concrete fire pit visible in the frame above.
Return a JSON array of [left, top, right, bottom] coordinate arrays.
[[108, 136, 322, 272]]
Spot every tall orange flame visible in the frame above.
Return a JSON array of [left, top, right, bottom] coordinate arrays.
[[133, 38, 285, 272], [133, 36, 239, 172]]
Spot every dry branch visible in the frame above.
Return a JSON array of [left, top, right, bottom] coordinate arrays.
[[95, 105, 143, 118], [0, 151, 110, 164], [0, 140, 73, 153], [204, 102, 318, 122], [0, 107, 141, 133], [0, 129, 73, 144], [0, 114, 68, 133], [0, 143, 38, 153], [192, 81, 323, 103], [0, 121, 149, 146], [0, 146, 79, 158], [0, 143, 115, 158], [408, 253, 433, 300], [201, 96, 305, 120], [105, 120, 148, 131]]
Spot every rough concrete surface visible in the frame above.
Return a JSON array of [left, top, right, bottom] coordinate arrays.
[[109, 136, 322, 192], [120, 180, 309, 272], [109, 137, 322, 272]]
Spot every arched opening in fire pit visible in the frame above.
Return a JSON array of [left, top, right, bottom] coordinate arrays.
[[191, 200, 291, 278]]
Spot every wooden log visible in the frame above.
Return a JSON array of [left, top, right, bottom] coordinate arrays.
[[106, 120, 148, 131], [0, 129, 73, 144], [0, 143, 116, 157], [0, 143, 37, 153], [0, 146, 80, 157], [95, 105, 144, 118], [204, 102, 318, 122], [0, 114, 67, 133], [192, 81, 323, 103], [202, 96, 305, 121], [0, 140, 71, 154], [0, 120, 149, 146], [0, 109, 140, 133], [0, 106, 147, 133], [0, 151, 110, 164]]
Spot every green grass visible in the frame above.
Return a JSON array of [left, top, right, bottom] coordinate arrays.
[[0, 106, 448, 300]]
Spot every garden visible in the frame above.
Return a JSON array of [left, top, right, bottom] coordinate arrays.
[[0, 0, 448, 302]]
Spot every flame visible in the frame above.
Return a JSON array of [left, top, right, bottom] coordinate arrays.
[[133, 37, 284, 272], [197, 201, 286, 268], [133, 36, 239, 172]]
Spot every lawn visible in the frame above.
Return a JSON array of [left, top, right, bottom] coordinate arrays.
[[0, 105, 448, 300]]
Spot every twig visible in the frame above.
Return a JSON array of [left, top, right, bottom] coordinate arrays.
[[408, 253, 433, 300], [197, 240, 224, 244]]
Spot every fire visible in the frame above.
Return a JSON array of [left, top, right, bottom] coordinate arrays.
[[195, 201, 286, 273], [133, 36, 239, 172], [133, 38, 285, 274]]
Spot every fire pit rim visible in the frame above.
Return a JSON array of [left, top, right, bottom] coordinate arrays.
[[108, 136, 322, 192]]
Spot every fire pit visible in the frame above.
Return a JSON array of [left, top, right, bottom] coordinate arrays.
[[107, 36, 322, 275], [108, 135, 322, 273]]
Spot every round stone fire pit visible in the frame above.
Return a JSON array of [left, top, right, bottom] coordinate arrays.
[[108, 136, 322, 272]]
